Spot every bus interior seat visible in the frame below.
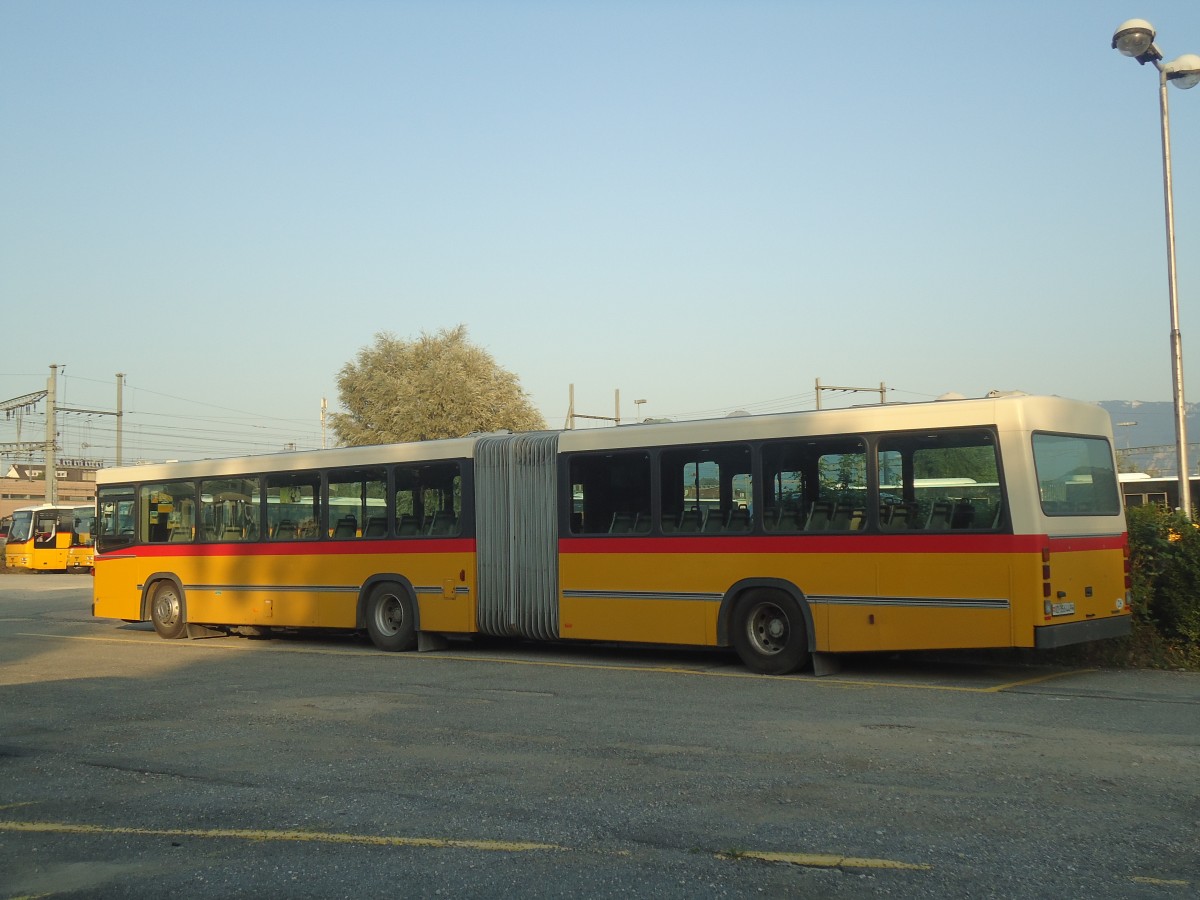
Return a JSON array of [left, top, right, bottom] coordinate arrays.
[[990, 503, 1004, 528], [925, 501, 954, 530], [274, 521, 297, 540], [333, 515, 358, 539], [765, 505, 804, 532], [726, 507, 751, 532], [609, 511, 637, 534], [702, 509, 726, 533], [426, 511, 457, 535], [829, 502, 862, 531], [170, 526, 193, 542], [677, 508, 704, 533], [364, 516, 387, 537], [881, 503, 912, 531], [222, 524, 245, 541], [805, 500, 834, 530], [951, 502, 976, 529]]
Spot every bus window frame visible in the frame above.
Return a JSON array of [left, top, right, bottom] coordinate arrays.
[[1031, 431, 1122, 517]]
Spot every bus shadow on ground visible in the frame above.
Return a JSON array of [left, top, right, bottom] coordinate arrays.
[[117, 621, 1076, 690]]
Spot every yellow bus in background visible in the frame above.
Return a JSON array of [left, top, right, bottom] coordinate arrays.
[[92, 393, 1131, 674], [5, 504, 95, 572]]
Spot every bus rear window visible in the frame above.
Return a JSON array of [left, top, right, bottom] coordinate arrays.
[[1032, 433, 1121, 516]]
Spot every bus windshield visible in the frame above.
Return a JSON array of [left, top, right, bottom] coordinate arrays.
[[8, 510, 33, 543]]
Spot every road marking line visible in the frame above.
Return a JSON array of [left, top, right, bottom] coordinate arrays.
[[984, 668, 1096, 692], [1131, 876, 1191, 886], [14, 632, 1089, 693], [0, 820, 564, 852], [724, 850, 931, 871]]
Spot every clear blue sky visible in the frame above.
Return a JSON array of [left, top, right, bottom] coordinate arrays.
[[3, 1, 1200, 463]]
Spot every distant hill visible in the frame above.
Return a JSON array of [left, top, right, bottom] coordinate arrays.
[[1097, 400, 1200, 476]]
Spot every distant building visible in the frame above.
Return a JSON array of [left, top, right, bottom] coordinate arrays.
[[1, 462, 99, 519]]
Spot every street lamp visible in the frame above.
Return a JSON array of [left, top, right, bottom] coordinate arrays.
[[1112, 19, 1200, 518], [634, 399, 647, 422]]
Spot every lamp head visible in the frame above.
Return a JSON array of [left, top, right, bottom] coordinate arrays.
[[1112, 18, 1156, 57], [1112, 19, 1165, 64], [1165, 54, 1200, 90]]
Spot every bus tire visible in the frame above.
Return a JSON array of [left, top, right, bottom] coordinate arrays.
[[731, 589, 809, 675], [365, 583, 417, 652], [150, 581, 187, 640]]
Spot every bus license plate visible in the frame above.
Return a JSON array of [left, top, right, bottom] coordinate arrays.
[[1051, 602, 1075, 617]]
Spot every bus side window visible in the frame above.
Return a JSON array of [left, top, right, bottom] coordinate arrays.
[[265, 473, 319, 541], [879, 430, 1002, 533], [139, 482, 197, 544], [659, 444, 751, 535], [394, 461, 462, 538], [568, 451, 651, 536]]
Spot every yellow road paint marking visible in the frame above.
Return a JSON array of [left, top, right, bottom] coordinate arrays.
[[0, 820, 563, 853], [984, 668, 1096, 692], [15, 632, 1093, 693], [1131, 876, 1191, 886], [725, 850, 931, 871]]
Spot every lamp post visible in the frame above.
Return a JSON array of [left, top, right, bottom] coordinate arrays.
[[1112, 19, 1200, 518]]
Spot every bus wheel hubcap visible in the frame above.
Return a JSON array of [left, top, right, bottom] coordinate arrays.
[[749, 603, 789, 655]]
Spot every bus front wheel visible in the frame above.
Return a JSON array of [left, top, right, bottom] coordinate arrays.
[[150, 581, 187, 640], [731, 589, 809, 675], [365, 583, 417, 652]]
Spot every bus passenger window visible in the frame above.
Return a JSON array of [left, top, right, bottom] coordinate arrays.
[[201, 478, 262, 543], [659, 444, 751, 535], [568, 451, 651, 535], [328, 467, 387, 539], [139, 481, 198, 544], [878, 430, 1003, 532], [394, 462, 462, 537], [762, 438, 866, 533], [265, 473, 319, 540]]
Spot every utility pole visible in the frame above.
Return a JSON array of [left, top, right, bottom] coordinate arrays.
[[321, 398, 328, 449], [815, 378, 887, 410], [4, 368, 125, 500], [115, 373, 124, 466], [45, 364, 59, 504]]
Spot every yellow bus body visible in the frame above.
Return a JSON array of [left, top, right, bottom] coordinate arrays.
[[92, 394, 1132, 670], [94, 531, 1126, 655], [5, 504, 93, 572]]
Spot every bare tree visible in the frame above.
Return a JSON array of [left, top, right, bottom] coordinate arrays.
[[329, 325, 546, 445]]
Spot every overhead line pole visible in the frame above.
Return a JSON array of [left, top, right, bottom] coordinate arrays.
[[815, 379, 888, 410], [565, 385, 622, 429], [45, 365, 59, 504]]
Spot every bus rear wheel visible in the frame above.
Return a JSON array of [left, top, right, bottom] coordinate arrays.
[[365, 583, 416, 652], [731, 589, 809, 675], [150, 581, 187, 640]]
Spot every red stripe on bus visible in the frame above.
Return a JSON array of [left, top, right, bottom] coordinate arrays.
[[95, 533, 1125, 560], [1047, 534, 1128, 552], [557, 533, 1120, 554], [98, 539, 475, 560]]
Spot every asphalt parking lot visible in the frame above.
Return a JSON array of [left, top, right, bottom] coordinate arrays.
[[1, 573, 1197, 898]]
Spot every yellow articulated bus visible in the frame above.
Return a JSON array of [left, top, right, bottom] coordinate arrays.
[[92, 393, 1131, 674], [5, 504, 96, 572]]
